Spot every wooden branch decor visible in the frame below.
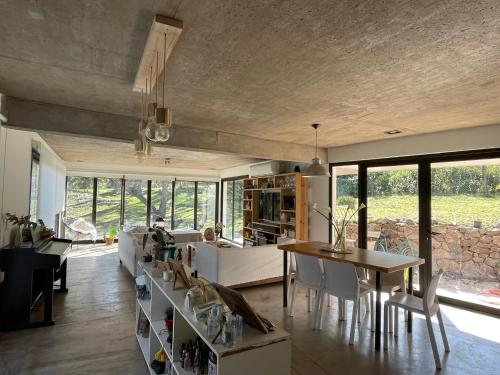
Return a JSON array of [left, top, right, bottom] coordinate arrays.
[[168, 260, 191, 289], [133, 14, 183, 92], [152, 260, 170, 278]]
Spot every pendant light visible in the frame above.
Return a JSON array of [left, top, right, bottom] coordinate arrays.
[[303, 123, 330, 178], [154, 32, 172, 142], [144, 64, 158, 142], [134, 88, 146, 162]]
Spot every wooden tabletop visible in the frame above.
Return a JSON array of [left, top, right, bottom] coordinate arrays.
[[277, 241, 424, 273]]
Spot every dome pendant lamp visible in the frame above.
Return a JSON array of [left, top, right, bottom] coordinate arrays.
[[303, 123, 330, 178]]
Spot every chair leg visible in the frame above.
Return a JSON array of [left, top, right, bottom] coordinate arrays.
[[383, 303, 389, 350], [436, 309, 450, 352], [289, 280, 297, 317], [338, 297, 343, 321], [315, 290, 325, 330], [425, 313, 442, 369], [357, 298, 361, 324], [349, 300, 358, 345], [287, 274, 294, 302], [394, 307, 399, 337], [307, 289, 312, 312], [370, 293, 375, 332], [365, 294, 370, 313], [388, 304, 393, 333]]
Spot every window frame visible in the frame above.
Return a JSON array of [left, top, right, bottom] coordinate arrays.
[[220, 175, 248, 244], [28, 149, 41, 220], [329, 147, 500, 316]]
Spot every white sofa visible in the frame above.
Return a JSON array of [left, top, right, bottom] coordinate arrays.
[[189, 242, 287, 287], [118, 227, 203, 277]]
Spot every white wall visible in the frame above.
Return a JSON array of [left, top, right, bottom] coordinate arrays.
[[307, 176, 330, 242], [328, 124, 500, 163], [0, 126, 66, 245]]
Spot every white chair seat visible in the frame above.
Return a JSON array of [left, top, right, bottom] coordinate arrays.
[[386, 293, 424, 313]]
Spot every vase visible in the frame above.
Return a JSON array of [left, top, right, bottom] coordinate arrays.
[[333, 227, 347, 251], [9, 226, 22, 247]]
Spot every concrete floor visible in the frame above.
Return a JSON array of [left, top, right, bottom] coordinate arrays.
[[1, 244, 499, 375]]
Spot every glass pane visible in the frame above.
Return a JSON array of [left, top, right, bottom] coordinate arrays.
[[197, 182, 217, 231], [96, 178, 122, 239], [173, 181, 195, 229], [368, 164, 420, 290], [124, 180, 148, 227], [431, 158, 500, 310], [65, 176, 94, 238], [29, 158, 40, 220], [233, 179, 244, 244], [333, 165, 358, 246], [151, 180, 172, 229], [223, 181, 234, 240]]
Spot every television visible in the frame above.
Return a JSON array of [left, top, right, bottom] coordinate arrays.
[[259, 192, 281, 223]]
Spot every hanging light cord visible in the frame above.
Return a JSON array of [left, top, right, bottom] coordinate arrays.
[[163, 33, 166, 107], [156, 52, 159, 104]]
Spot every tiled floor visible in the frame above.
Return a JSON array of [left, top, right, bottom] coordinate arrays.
[[1, 244, 499, 374]]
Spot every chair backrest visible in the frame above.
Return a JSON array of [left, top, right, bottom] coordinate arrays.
[[322, 260, 359, 300], [294, 253, 323, 288], [424, 269, 444, 312]]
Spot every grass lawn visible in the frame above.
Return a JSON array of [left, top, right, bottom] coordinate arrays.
[[367, 194, 499, 227]]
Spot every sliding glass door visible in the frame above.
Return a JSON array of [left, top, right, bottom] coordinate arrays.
[[367, 164, 420, 290], [173, 181, 195, 229], [221, 176, 246, 244], [431, 158, 500, 310], [332, 165, 359, 246], [124, 180, 148, 227], [96, 178, 122, 238]]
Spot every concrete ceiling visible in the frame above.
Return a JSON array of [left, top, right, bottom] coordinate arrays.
[[40, 133, 258, 170], [1, 0, 500, 150]]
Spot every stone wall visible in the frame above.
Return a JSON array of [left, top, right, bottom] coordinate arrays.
[[346, 219, 499, 281]]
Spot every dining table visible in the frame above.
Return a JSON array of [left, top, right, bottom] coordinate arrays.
[[277, 241, 425, 351]]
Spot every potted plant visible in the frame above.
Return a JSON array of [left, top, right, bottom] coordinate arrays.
[[105, 225, 117, 246]]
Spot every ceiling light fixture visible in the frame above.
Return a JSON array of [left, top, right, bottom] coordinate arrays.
[[384, 129, 402, 135], [303, 123, 330, 178]]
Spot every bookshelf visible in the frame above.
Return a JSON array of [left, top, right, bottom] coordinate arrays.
[[242, 172, 308, 247]]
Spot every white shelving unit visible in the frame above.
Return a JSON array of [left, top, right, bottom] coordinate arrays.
[[136, 261, 291, 375]]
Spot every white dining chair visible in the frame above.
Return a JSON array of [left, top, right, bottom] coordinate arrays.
[[384, 269, 450, 369], [365, 269, 406, 332], [288, 253, 324, 327], [315, 260, 374, 344]]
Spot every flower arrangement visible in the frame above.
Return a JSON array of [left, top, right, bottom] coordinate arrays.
[[312, 202, 366, 251], [214, 222, 225, 239]]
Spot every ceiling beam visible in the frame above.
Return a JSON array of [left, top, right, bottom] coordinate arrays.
[[5, 97, 327, 163]]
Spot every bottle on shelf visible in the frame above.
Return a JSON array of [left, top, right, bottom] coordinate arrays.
[[207, 305, 221, 340], [234, 314, 243, 344], [208, 350, 217, 375]]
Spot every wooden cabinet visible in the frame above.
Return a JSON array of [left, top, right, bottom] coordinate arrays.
[[242, 173, 308, 247]]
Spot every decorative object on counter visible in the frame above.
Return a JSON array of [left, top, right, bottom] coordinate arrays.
[[153, 259, 170, 278], [143, 226, 176, 263], [184, 286, 206, 312], [313, 202, 366, 252], [168, 260, 192, 289], [135, 275, 151, 300], [105, 225, 117, 245], [203, 227, 215, 241], [207, 305, 221, 340], [221, 312, 236, 347], [214, 222, 224, 240], [5, 213, 32, 246], [143, 253, 153, 262], [151, 347, 168, 374], [211, 283, 270, 334], [234, 314, 244, 344]]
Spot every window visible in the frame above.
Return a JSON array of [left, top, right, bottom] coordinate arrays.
[[173, 181, 195, 229], [65, 176, 94, 237], [197, 182, 217, 231], [151, 180, 172, 227], [64, 177, 219, 240], [124, 179, 148, 227], [96, 178, 122, 238], [332, 165, 358, 246], [29, 150, 40, 220], [431, 158, 500, 310], [330, 149, 500, 314], [222, 176, 246, 243]]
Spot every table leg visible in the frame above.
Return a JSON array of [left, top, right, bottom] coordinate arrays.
[[408, 267, 413, 333], [375, 271, 381, 350], [283, 251, 288, 307]]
